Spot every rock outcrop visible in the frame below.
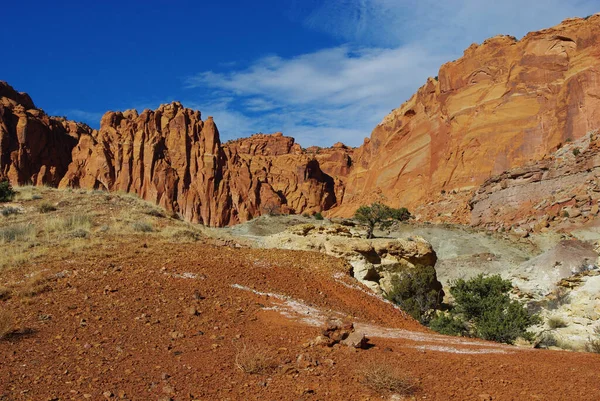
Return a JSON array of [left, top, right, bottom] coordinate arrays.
[[334, 15, 600, 224], [0, 81, 92, 186], [470, 129, 600, 234], [58, 107, 341, 226], [263, 223, 441, 295]]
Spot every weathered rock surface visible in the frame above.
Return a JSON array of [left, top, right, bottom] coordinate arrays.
[[0, 81, 92, 186], [470, 129, 600, 233], [263, 223, 441, 295], [334, 15, 600, 224], [57, 108, 342, 226]]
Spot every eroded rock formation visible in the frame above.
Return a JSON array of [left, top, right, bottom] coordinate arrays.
[[57, 106, 343, 225], [0, 81, 92, 186]]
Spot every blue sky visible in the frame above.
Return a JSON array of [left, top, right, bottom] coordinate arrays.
[[1, 1, 598, 147]]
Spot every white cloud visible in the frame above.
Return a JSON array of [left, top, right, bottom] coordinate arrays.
[[185, 0, 599, 147]]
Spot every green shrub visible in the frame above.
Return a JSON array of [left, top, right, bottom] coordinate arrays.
[[0, 180, 15, 202], [385, 266, 442, 323], [0, 224, 34, 243], [428, 312, 467, 336], [354, 202, 410, 238], [314, 212, 324, 220], [442, 274, 539, 344]]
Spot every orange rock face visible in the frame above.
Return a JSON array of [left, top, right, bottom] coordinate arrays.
[[58, 105, 342, 225], [2, 16, 600, 228], [0, 81, 91, 185], [334, 15, 600, 222]]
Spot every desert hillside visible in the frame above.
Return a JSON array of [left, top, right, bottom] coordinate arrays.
[[1, 187, 600, 400]]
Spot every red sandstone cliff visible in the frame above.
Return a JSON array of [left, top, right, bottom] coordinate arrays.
[[1, 15, 599, 228], [334, 15, 600, 223], [57, 105, 343, 225], [0, 81, 92, 185]]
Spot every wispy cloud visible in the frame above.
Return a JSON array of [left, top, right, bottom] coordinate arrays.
[[185, 0, 599, 147], [55, 109, 104, 127]]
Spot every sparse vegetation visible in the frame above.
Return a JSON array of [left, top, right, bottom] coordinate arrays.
[[1, 206, 20, 217], [572, 148, 580, 157], [314, 212, 324, 220], [385, 266, 442, 323], [0, 224, 35, 243], [354, 202, 410, 239], [234, 343, 274, 374], [144, 207, 166, 218], [547, 316, 568, 329], [586, 326, 600, 354], [360, 363, 417, 395], [132, 221, 154, 233], [429, 274, 539, 344], [0, 310, 14, 340], [0, 180, 16, 202], [546, 287, 570, 310], [38, 202, 57, 213]]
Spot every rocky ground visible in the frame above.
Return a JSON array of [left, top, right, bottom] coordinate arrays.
[[2, 188, 600, 400]]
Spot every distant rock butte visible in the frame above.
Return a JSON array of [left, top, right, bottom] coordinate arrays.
[[1, 15, 599, 227]]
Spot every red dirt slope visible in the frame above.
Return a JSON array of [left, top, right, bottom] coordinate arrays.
[[1, 238, 599, 400]]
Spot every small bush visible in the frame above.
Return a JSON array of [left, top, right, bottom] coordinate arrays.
[[132, 221, 154, 233], [144, 208, 166, 218], [314, 212, 324, 220], [38, 202, 57, 213], [0, 311, 14, 340], [547, 316, 568, 329], [1, 206, 20, 217], [386, 266, 443, 323], [536, 332, 558, 348], [586, 326, 600, 354], [0, 224, 35, 243], [0, 180, 16, 202], [437, 274, 539, 344], [573, 148, 581, 157], [234, 343, 274, 374], [428, 312, 467, 336], [31, 194, 43, 200], [360, 363, 416, 395]]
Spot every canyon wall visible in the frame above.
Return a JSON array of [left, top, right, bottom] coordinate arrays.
[[1, 15, 599, 227], [334, 15, 600, 224]]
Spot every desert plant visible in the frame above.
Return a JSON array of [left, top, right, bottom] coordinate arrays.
[[0, 224, 35, 243], [234, 343, 274, 374], [547, 316, 568, 329], [262, 202, 281, 216], [448, 274, 539, 344], [573, 148, 581, 157], [428, 312, 467, 336], [0, 180, 15, 202], [60, 214, 93, 232], [132, 221, 154, 233], [314, 212, 324, 220], [360, 363, 416, 395], [354, 202, 410, 238], [586, 326, 600, 354], [1, 206, 20, 217], [385, 266, 442, 323], [38, 202, 57, 213], [144, 207, 166, 218], [0, 311, 14, 340]]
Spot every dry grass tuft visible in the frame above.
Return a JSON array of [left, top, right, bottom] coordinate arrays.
[[586, 326, 600, 354], [38, 202, 57, 213], [234, 343, 275, 374], [0, 310, 14, 340], [547, 316, 568, 329], [360, 363, 417, 395], [0, 224, 35, 243], [16, 272, 51, 298]]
